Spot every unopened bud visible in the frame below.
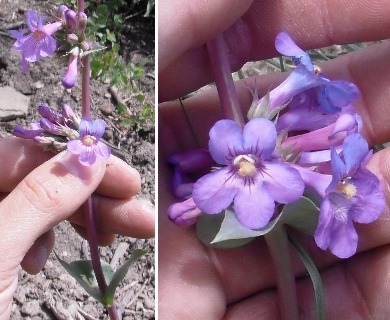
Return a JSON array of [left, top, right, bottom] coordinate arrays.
[[168, 198, 201, 227], [81, 40, 92, 51], [65, 9, 77, 33], [38, 104, 57, 122], [77, 12, 88, 31], [67, 33, 79, 44], [62, 48, 79, 89], [59, 5, 68, 17]]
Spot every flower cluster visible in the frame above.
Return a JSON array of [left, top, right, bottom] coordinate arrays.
[[14, 104, 110, 166], [168, 32, 385, 258], [10, 5, 92, 89]]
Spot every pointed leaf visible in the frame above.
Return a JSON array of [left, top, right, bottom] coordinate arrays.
[[105, 249, 147, 306], [55, 253, 114, 304]]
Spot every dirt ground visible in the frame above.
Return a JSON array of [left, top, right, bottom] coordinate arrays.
[[0, 1, 155, 319]]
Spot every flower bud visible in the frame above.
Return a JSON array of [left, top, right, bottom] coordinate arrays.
[[62, 47, 79, 89], [168, 149, 213, 173], [65, 9, 77, 33], [77, 12, 88, 31], [40, 118, 62, 135], [67, 33, 79, 44], [38, 104, 57, 122], [81, 40, 92, 51], [62, 104, 80, 128], [59, 5, 68, 17], [14, 125, 44, 139], [168, 198, 201, 227]]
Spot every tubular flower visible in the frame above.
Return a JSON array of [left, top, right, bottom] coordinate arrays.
[[67, 117, 111, 166], [192, 118, 305, 229], [314, 134, 385, 258], [10, 10, 62, 72]]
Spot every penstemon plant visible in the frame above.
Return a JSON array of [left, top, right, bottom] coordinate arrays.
[[167, 32, 385, 319], [10, 1, 146, 319]]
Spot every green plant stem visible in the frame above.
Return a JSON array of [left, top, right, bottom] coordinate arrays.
[[206, 34, 245, 127], [264, 226, 299, 320]]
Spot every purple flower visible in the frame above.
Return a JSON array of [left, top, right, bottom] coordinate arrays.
[[314, 134, 385, 258], [192, 118, 305, 229], [67, 117, 111, 166], [273, 32, 360, 114], [62, 48, 79, 89], [10, 10, 62, 72]]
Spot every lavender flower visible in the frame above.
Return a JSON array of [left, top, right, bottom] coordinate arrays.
[[314, 134, 385, 258], [274, 32, 360, 114], [67, 117, 111, 166], [62, 47, 79, 89], [192, 118, 304, 229], [10, 10, 62, 73]]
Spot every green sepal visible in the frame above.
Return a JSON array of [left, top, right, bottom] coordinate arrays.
[[104, 249, 147, 307], [196, 196, 320, 248]]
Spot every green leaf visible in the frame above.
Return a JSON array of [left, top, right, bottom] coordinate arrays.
[[104, 249, 147, 306], [55, 253, 114, 304], [116, 102, 127, 115], [196, 196, 320, 248], [289, 236, 326, 320]]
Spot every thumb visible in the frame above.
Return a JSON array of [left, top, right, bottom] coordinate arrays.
[[0, 151, 106, 318]]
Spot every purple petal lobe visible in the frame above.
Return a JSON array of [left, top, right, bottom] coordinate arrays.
[[94, 141, 111, 160], [342, 133, 369, 175], [234, 185, 275, 229], [209, 120, 243, 165], [262, 162, 304, 203], [242, 118, 276, 159], [79, 117, 93, 136], [349, 170, 385, 223], [275, 32, 313, 72], [192, 167, 238, 214], [67, 139, 84, 155], [79, 148, 96, 166], [92, 119, 106, 138]]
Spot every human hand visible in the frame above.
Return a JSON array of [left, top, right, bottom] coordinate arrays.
[[0, 138, 154, 319], [158, 0, 390, 318]]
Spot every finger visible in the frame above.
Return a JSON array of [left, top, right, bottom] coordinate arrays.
[[69, 196, 155, 239], [0, 138, 140, 199], [71, 223, 116, 247], [21, 230, 55, 275], [160, 0, 390, 101], [158, 0, 254, 72], [0, 151, 106, 269], [224, 245, 390, 319]]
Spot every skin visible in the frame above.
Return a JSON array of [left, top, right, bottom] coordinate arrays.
[[159, 0, 390, 319], [0, 138, 154, 319]]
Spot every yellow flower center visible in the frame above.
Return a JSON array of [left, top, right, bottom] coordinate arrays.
[[336, 178, 357, 200], [82, 135, 96, 146], [234, 155, 257, 177]]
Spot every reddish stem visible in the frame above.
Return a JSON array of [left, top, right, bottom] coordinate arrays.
[[81, 55, 91, 117], [206, 34, 245, 127]]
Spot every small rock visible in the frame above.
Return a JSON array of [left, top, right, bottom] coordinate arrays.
[[100, 104, 114, 115], [104, 93, 111, 99], [33, 81, 44, 89], [0, 86, 30, 121], [143, 298, 154, 309], [20, 300, 41, 317]]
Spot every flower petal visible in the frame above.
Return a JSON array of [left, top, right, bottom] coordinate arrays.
[[92, 119, 106, 139], [234, 184, 275, 229], [326, 147, 347, 193], [79, 148, 96, 166], [209, 120, 243, 165], [314, 198, 334, 250], [342, 133, 369, 175], [328, 219, 358, 259], [275, 32, 313, 72], [262, 162, 304, 203], [350, 170, 385, 223], [192, 167, 238, 214], [67, 139, 85, 155], [243, 118, 276, 159], [94, 141, 111, 160], [79, 117, 93, 136]]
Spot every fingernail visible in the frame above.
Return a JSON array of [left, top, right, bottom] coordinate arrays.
[[34, 245, 49, 271], [55, 151, 104, 180]]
